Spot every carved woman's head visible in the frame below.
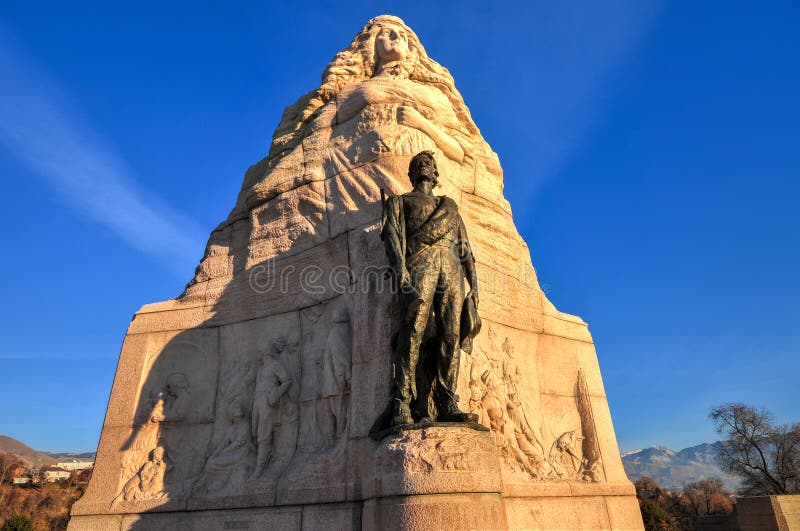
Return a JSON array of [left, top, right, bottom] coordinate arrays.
[[318, 16, 478, 132], [373, 19, 412, 68], [272, 16, 481, 158], [323, 15, 422, 82]]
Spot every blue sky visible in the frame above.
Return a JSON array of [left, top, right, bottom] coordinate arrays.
[[0, 1, 797, 453]]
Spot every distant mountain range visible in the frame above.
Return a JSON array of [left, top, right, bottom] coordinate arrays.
[[0, 435, 96, 468], [622, 442, 740, 491]]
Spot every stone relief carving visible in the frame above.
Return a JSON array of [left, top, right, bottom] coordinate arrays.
[[176, 319, 310, 498], [294, 298, 354, 456], [234, 14, 493, 247], [269, 298, 354, 497], [151, 372, 203, 496], [549, 430, 585, 478], [541, 370, 605, 482], [115, 371, 201, 505], [193, 399, 255, 495], [278, 311, 350, 489], [468, 352, 552, 479], [465, 328, 604, 483], [376, 427, 495, 474], [252, 336, 295, 479], [297, 305, 327, 454], [319, 305, 353, 448], [114, 318, 604, 506], [111, 446, 167, 507], [192, 329, 258, 497], [327, 21, 469, 168], [174, 302, 356, 499], [246, 15, 478, 201], [128, 372, 192, 451], [576, 368, 605, 482]]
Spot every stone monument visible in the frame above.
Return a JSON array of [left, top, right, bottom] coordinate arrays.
[[69, 15, 645, 530]]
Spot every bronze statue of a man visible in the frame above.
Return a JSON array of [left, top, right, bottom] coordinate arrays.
[[379, 151, 480, 429]]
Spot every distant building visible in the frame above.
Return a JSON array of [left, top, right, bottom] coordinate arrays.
[[40, 466, 71, 482], [12, 477, 30, 485], [55, 458, 94, 471]]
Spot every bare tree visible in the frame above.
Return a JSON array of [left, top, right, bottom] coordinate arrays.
[[0, 452, 24, 508], [683, 478, 733, 515], [710, 403, 800, 495], [634, 477, 678, 530], [0, 453, 14, 485]]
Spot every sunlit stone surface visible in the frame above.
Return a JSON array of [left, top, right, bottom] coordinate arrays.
[[69, 15, 643, 531]]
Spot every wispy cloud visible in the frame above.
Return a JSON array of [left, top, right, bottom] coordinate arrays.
[[0, 25, 204, 277]]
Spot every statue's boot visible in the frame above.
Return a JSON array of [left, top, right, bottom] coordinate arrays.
[[436, 400, 478, 423], [388, 398, 414, 427]]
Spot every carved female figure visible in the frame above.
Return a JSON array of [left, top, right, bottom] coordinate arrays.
[[111, 446, 168, 507], [193, 399, 254, 494], [246, 15, 484, 214], [328, 16, 467, 167]]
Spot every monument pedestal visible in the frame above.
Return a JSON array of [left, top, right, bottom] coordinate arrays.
[[69, 14, 643, 531], [72, 424, 640, 530]]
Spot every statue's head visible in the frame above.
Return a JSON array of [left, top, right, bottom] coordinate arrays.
[[408, 150, 439, 187]]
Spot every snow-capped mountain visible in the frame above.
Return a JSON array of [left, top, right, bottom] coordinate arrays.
[[622, 441, 740, 491]]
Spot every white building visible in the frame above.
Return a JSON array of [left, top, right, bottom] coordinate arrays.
[[55, 458, 94, 471], [41, 467, 71, 482]]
